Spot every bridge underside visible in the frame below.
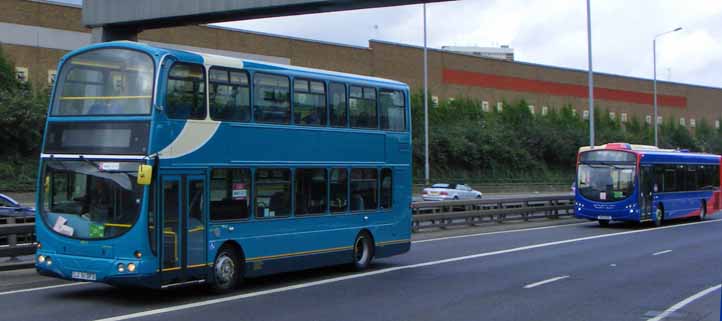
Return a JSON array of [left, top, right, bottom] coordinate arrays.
[[83, 0, 452, 42]]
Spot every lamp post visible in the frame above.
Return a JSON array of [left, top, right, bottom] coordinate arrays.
[[423, 3, 429, 185], [585, 0, 594, 147], [653, 27, 682, 146]]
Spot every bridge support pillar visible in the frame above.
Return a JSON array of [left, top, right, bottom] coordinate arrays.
[[91, 26, 139, 43]]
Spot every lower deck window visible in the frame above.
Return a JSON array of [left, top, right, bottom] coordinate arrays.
[[210, 168, 251, 220], [255, 168, 291, 218], [351, 168, 378, 211]]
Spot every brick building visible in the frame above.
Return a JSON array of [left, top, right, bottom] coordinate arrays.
[[1, 0, 721, 129]]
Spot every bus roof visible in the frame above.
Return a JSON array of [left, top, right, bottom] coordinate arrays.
[[64, 41, 408, 88]]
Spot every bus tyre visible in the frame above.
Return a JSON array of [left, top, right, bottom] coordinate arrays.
[[210, 247, 241, 292], [654, 207, 664, 227], [699, 203, 707, 221], [598, 220, 609, 227], [352, 232, 374, 271]]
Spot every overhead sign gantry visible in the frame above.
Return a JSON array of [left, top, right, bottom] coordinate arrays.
[[83, 0, 453, 42]]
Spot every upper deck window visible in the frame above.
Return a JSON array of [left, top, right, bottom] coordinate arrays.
[[293, 79, 326, 126], [254, 73, 290, 124], [329, 83, 347, 127], [209, 67, 250, 122], [166, 63, 206, 120], [52, 48, 154, 116], [380, 90, 406, 131], [349, 86, 377, 129]]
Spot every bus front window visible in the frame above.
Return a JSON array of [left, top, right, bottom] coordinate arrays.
[[578, 164, 635, 202], [41, 160, 144, 239], [52, 48, 154, 116]]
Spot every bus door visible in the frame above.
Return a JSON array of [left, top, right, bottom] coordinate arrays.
[[159, 174, 207, 284], [639, 166, 654, 220]]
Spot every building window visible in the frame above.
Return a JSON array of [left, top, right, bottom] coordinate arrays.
[[294, 79, 326, 126], [496, 102, 503, 112], [254, 73, 290, 124], [295, 168, 327, 215], [350, 168, 377, 211], [541, 106, 548, 116], [657, 116, 663, 126], [679, 117, 686, 126], [15, 67, 28, 83], [621, 113, 628, 123], [166, 63, 206, 120], [210, 168, 251, 221], [380, 168, 392, 209], [448, 97, 455, 103], [529, 105, 535, 115], [329, 82, 347, 127], [609, 112, 616, 120], [646, 115, 652, 124], [209, 67, 250, 122], [255, 168, 291, 218], [572, 109, 577, 117], [349, 86, 377, 129], [48, 69, 57, 86], [481, 101, 490, 112], [583, 110, 590, 120], [690, 118, 696, 128], [380, 89, 406, 131], [431, 96, 439, 107], [330, 168, 348, 213], [716, 120, 720, 129]]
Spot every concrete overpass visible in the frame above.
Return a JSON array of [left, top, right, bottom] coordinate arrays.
[[82, 0, 454, 42]]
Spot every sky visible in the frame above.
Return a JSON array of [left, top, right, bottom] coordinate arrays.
[[62, 0, 722, 88]]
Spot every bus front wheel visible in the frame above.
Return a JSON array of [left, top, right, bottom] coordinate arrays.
[[352, 232, 374, 271], [210, 246, 242, 292]]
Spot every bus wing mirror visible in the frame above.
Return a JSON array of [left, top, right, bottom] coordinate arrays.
[[137, 165, 152, 185]]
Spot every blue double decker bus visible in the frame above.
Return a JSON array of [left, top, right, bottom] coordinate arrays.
[[35, 41, 412, 290], [575, 143, 721, 226]]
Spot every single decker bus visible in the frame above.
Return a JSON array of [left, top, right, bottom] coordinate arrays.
[[35, 41, 412, 291], [575, 143, 721, 226]]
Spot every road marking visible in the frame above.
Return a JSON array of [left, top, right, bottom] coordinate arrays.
[[652, 250, 673, 256], [647, 284, 722, 321], [0, 282, 86, 296], [94, 219, 721, 321], [523, 275, 570, 289], [412, 222, 590, 244]]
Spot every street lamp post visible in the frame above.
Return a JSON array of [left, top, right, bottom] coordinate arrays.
[[653, 27, 682, 147], [423, 3, 429, 185], [586, 0, 594, 148]]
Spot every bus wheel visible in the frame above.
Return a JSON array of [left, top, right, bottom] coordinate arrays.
[[352, 232, 374, 271], [210, 246, 241, 292], [699, 202, 707, 221], [654, 207, 664, 227], [598, 220, 609, 227]]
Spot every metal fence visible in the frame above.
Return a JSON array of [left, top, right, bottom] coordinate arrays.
[[411, 194, 574, 232], [0, 216, 36, 271]]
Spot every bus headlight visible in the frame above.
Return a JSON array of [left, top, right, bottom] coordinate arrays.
[[134, 250, 142, 259], [117, 263, 125, 272], [127, 263, 136, 272], [37, 255, 45, 263]]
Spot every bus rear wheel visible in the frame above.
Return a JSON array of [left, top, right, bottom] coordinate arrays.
[[699, 202, 707, 221], [209, 246, 242, 292], [654, 207, 664, 227], [352, 232, 374, 271]]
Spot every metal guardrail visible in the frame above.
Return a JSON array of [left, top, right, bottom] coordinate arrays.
[[411, 194, 574, 232], [0, 194, 575, 271], [0, 216, 36, 271]]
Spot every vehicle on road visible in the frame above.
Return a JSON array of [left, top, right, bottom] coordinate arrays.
[[574, 143, 721, 226], [34, 41, 412, 290], [422, 183, 482, 201], [0, 193, 34, 217]]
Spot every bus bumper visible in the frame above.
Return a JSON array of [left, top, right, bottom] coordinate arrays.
[[34, 251, 155, 287], [575, 208, 639, 222]]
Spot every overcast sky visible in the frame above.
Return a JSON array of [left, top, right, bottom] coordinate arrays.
[[64, 0, 722, 88]]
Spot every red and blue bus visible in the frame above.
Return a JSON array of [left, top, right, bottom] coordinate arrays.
[[575, 143, 721, 226], [34, 41, 412, 290]]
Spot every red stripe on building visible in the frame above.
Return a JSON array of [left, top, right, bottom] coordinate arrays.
[[442, 69, 686, 108]]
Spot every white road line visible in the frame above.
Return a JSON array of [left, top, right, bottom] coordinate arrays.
[[647, 284, 722, 321], [523, 275, 570, 289], [94, 219, 721, 321], [652, 250, 673, 256], [412, 222, 590, 244], [0, 282, 86, 296]]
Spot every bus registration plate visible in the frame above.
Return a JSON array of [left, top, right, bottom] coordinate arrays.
[[72, 271, 97, 281], [597, 216, 612, 221]]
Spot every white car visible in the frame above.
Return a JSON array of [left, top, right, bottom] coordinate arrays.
[[422, 183, 482, 201]]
